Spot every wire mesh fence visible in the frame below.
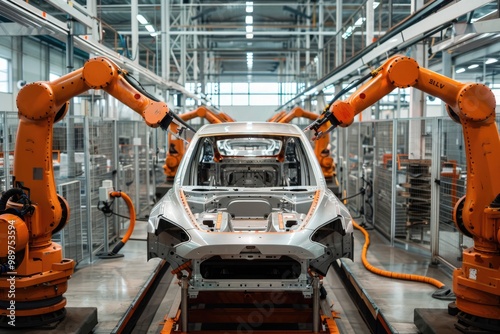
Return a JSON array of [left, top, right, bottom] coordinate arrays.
[[335, 115, 498, 271], [53, 180, 84, 263], [1, 109, 498, 272], [0, 111, 168, 265], [0, 111, 18, 192], [437, 118, 472, 268]]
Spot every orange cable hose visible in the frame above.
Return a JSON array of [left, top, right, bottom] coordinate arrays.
[[110, 191, 136, 243], [353, 220, 445, 288]]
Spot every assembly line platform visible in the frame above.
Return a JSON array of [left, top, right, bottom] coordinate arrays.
[[9, 221, 462, 333], [335, 227, 456, 334]]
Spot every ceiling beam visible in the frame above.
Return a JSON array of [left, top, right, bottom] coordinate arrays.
[[278, 0, 493, 110], [0, 22, 55, 36], [117, 30, 339, 36], [43, 0, 93, 27], [1, 0, 205, 103]]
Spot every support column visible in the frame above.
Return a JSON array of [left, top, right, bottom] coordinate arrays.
[[161, 0, 170, 80], [193, 24, 199, 104], [390, 119, 398, 246], [317, 0, 324, 78], [335, 0, 343, 68], [430, 118, 441, 263], [132, 0, 139, 64], [84, 116, 94, 262], [66, 18, 76, 178], [180, 6, 187, 112], [441, 51, 452, 117], [296, 34, 300, 89], [145, 128, 151, 205], [366, 0, 374, 46], [388, 0, 393, 28], [2, 111, 9, 190], [87, 0, 99, 44], [10, 37, 22, 179], [408, 0, 424, 159], [306, 1, 311, 73], [193, 47, 198, 85], [134, 122, 140, 213], [113, 120, 119, 237], [360, 0, 375, 122]]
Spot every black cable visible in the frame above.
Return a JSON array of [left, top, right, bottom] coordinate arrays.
[[97, 199, 149, 221], [340, 190, 365, 202], [110, 211, 133, 220], [306, 71, 375, 137], [170, 111, 197, 133], [122, 71, 160, 102], [324, 71, 375, 113], [121, 71, 197, 133], [97, 199, 114, 217]]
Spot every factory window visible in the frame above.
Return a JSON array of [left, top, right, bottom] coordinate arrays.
[[219, 95, 231, 106], [219, 82, 231, 94], [194, 81, 298, 107], [185, 98, 195, 106], [249, 82, 278, 94], [0, 57, 11, 93], [232, 94, 249, 106], [249, 94, 279, 106], [232, 82, 249, 94], [49, 72, 60, 81]]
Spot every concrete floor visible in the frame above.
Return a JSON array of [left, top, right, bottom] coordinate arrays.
[[56, 220, 455, 333], [341, 227, 454, 333], [65, 219, 161, 334]]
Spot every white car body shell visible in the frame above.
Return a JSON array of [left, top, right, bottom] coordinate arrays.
[[148, 122, 353, 296]]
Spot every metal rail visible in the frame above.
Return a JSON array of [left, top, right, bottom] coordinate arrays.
[[277, 0, 493, 110]]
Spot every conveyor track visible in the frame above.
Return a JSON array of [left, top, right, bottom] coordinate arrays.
[[119, 260, 370, 334]]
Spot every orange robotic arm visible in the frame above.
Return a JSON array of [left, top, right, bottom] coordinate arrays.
[[308, 55, 500, 322], [278, 107, 336, 180], [267, 111, 286, 122], [0, 56, 173, 324], [216, 112, 236, 122], [164, 106, 227, 181], [13, 57, 171, 245]]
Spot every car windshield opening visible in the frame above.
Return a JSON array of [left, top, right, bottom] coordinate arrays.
[[182, 134, 316, 188]]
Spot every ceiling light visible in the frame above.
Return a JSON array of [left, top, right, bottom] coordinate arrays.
[[246, 25, 253, 33], [354, 17, 366, 27], [246, 1, 253, 13], [137, 14, 148, 25], [342, 26, 354, 39], [246, 16, 253, 24], [145, 24, 155, 33], [467, 64, 479, 69], [246, 33, 254, 39], [485, 58, 498, 64], [247, 52, 253, 58], [455, 68, 466, 73]]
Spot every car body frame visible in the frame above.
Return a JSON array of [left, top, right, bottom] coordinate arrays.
[[148, 122, 353, 297]]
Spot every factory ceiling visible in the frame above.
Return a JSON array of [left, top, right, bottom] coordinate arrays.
[[0, 1, 499, 99]]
